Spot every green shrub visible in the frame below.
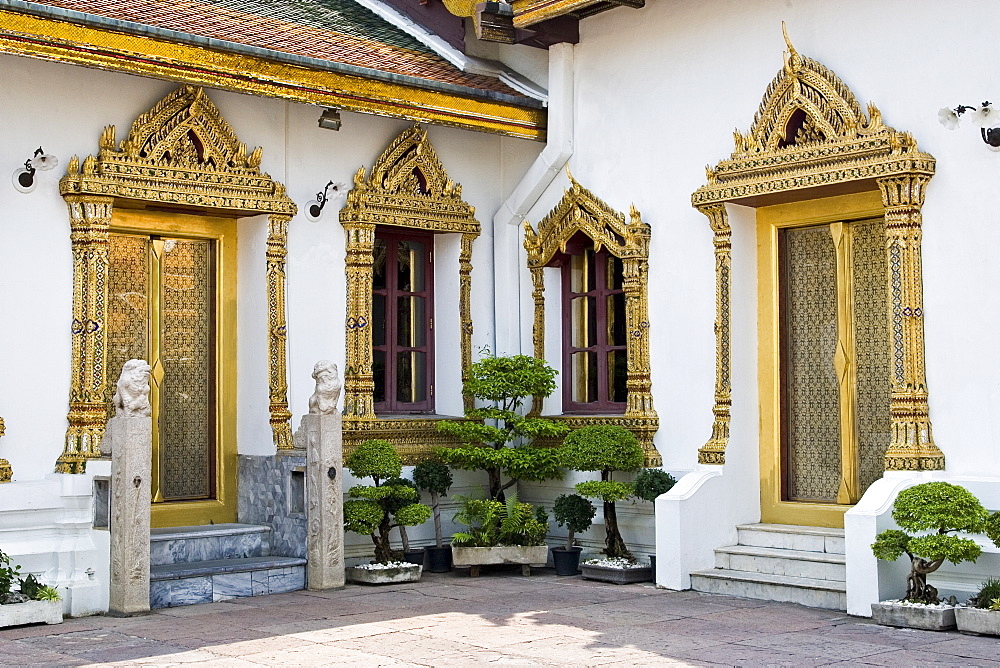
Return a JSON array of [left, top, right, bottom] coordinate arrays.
[[452, 493, 548, 548], [0, 549, 21, 599], [871, 482, 1000, 604], [971, 577, 1000, 610], [413, 459, 454, 548], [633, 469, 677, 503], [552, 494, 596, 550], [437, 351, 568, 500]]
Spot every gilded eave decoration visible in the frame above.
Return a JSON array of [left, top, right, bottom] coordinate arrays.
[[691, 28, 942, 472], [340, 125, 480, 463], [524, 174, 659, 465], [56, 85, 297, 473]]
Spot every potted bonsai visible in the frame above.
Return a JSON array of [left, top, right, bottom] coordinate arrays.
[[959, 575, 1000, 636], [551, 493, 596, 576], [562, 424, 651, 584], [437, 351, 568, 501], [413, 458, 454, 573], [0, 551, 62, 628], [632, 468, 678, 575], [871, 481, 1000, 630], [343, 439, 432, 584], [450, 493, 549, 577]]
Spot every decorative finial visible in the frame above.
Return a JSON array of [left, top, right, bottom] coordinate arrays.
[[782, 21, 801, 71], [566, 164, 577, 186]]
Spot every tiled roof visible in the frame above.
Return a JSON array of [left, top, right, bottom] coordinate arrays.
[[21, 0, 531, 100]]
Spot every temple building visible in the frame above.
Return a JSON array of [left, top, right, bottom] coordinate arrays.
[[1, 0, 998, 616]]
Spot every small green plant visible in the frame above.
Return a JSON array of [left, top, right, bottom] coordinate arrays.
[[971, 577, 1000, 610], [18, 573, 41, 599], [451, 492, 548, 547], [34, 585, 60, 602], [413, 458, 453, 549], [633, 469, 678, 503], [871, 482, 1000, 604], [0, 549, 21, 599], [562, 425, 645, 561], [344, 439, 432, 564], [437, 351, 568, 501], [552, 494, 596, 551]]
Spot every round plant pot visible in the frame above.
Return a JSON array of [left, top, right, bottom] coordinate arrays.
[[649, 554, 656, 578], [403, 549, 426, 567], [425, 546, 453, 573], [551, 546, 583, 576]]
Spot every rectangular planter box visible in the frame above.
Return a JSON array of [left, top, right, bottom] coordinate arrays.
[[0, 599, 62, 628], [580, 563, 652, 585], [871, 602, 956, 631], [452, 546, 548, 577], [956, 607, 1000, 636], [346, 563, 422, 585]]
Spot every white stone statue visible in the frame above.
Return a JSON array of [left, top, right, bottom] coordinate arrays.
[[113, 359, 152, 418], [308, 360, 341, 415]]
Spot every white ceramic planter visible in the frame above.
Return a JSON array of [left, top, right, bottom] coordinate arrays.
[[871, 602, 956, 631], [956, 607, 1000, 636], [346, 563, 422, 585], [0, 599, 62, 628], [579, 563, 652, 585], [451, 545, 549, 577]]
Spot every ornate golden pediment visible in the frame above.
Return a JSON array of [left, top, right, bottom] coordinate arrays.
[[60, 85, 295, 215], [524, 173, 649, 268]]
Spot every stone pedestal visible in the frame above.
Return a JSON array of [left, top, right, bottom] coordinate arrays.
[[304, 413, 345, 590], [108, 415, 152, 616]]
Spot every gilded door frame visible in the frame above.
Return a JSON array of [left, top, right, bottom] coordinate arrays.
[[757, 192, 885, 527], [111, 209, 238, 527], [56, 85, 297, 475], [690, 29, 944, 484]]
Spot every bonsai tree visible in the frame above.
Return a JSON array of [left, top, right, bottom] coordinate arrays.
[[437, 351, 568, 501], [412, 458, 454, 549], [344, 439, 431, 564], [633, 468, 677, 505], [552, 493, 596, 551], [871, 482, 1000, 603], [384, 476, 420, 555], [562, 425, 645, 561]]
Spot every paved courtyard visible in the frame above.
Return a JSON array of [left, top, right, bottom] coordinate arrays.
[[1, 569, 997, 666]]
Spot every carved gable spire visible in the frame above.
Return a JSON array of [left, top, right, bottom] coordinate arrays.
[[361, 125, 458, 198]]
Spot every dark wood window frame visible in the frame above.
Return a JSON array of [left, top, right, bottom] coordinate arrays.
[[557, 236, 627, 415], [372, 228, 435, 414]]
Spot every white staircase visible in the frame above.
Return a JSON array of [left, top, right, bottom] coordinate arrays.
[[689, 523, 846, 610]]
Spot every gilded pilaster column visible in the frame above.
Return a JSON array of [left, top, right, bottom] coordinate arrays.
[[528, 265, 546, 416], [877, 176, 944, 471], [0, 417, 10, 483], [343, 222, 376, 418], [266, 214, 293, 449], [698, 203, 731, 465], [623, 205, 654, 417], [58, 195, 114, 473], [459, 232, 477, 414]]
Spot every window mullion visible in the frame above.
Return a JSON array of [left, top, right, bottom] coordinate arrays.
[[831, 222, 860, 504]]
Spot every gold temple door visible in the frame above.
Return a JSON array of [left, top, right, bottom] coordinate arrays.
[[107, 209, 237, 528]]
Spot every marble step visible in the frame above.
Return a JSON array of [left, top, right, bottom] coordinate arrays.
[[690, 568, 847, 610], [736, 523, 845, 555], [714, 545, 846, 582], [150, 523, 271, 566], [150, 555, 307, 608]]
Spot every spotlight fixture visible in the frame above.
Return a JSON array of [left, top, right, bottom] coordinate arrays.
[[938, 101, 1000, 149], [318, 108, 342, 131], [304, 181, 347, 222], [12, 147, 58, 193]]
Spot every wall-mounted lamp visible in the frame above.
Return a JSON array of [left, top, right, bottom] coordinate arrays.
[[304, 181, 347, 222], [939, 102, 1000, 149], [318, 108, 342, 131], [12, 147, 58, 193]]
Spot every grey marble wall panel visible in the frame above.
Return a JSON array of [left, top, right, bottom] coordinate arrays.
[[151, 577, 213, 608], [213, 573, 253, 601], [150, 581, 171, 609], [268, 567, 306, 594], [250, 570, 269, 596], [238, 454, 307, 558]]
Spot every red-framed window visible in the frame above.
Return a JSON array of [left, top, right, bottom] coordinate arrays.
[[372, 229, 434, 414], [560, 235, 627, 414]]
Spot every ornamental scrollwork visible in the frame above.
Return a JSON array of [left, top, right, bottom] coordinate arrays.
[[523, 173, 659, 466], [339, 125, 481, 457], [691, 26, 942, 472], [57, 85, 297, 472]]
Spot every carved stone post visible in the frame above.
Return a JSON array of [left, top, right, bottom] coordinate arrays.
[[698, 203, 731, 465], [877, 176, 945, 470], [267, 214, 294, 449], [303, 361, 345, 590], [58, 195, 114, 474], [108, 359, 152, 616]]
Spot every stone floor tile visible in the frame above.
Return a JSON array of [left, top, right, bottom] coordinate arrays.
[[923, 636, 1000, 661], [846, 648, 1000, 666], [736, 632, 901, 661], [667, 642, 848, 666]]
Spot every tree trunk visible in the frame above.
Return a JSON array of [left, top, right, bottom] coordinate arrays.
[[399, 525, 410, 552], [488, 467, 503, 501], [565, 528, 575, 551], [603, 501, 633, 560], [906, 556, 944, 603], [373, 515, 394, 563], [431, 491, 443, 548]]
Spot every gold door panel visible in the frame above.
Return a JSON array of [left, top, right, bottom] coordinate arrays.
[[109, 209, 237, 528]]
